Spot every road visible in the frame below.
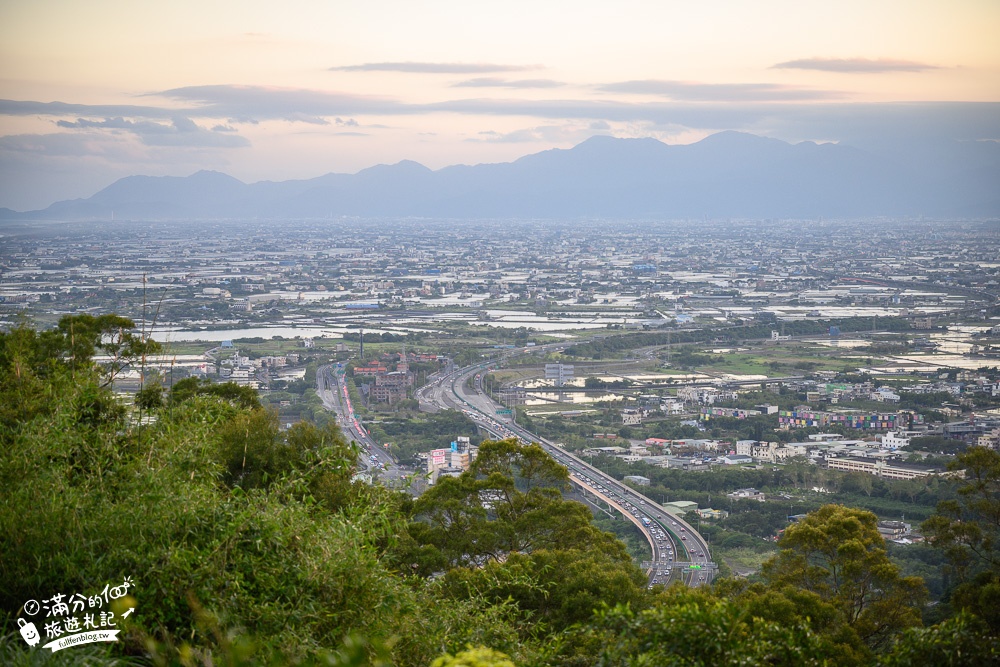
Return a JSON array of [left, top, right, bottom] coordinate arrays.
[[316, 363, 404, 481], [418, 357, 717, 587]]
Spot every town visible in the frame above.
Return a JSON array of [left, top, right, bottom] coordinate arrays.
[[3, 216, 1000, 584]]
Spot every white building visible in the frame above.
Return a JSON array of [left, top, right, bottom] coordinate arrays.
[[727, 488, 766, 502], [879, 431, 911, 450]]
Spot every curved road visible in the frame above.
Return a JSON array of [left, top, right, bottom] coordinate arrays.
[[417, 357, 717, 587]]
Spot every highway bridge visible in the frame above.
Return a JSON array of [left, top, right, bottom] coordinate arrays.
[[416, 355, 717, 587]]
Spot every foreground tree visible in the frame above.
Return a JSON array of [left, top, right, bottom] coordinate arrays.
[[543, 587, 837, 667], [879, 610, 1000, 667], [763, 504, 927, 651], [922, 446, 1000, 634], [401, 439, 647, 634], [0, 319, 528, 666]]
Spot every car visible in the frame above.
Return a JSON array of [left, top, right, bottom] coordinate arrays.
[[681, 536, 687, 540]]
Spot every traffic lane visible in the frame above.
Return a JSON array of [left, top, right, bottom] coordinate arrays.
[[520, 441, 709, 564], [572, 475, 668, 558], [425, 362, 713, 573], [541, 447, 709, 561]]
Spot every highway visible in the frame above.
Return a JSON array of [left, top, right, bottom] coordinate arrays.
[[316, 363, 402, 480], [416, 356, 717, 587]]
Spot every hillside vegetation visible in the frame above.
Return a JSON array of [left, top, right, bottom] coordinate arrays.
[[1, 316, 998, 666]]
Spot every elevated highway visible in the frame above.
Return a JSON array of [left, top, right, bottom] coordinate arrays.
[[417, 358, 717, 587]]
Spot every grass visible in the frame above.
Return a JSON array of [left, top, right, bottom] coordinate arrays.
[[707, 357, 774, 375], [714, 545, 778, 573]]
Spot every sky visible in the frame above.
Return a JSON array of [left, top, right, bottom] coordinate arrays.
[[1, 0, 999, 210]]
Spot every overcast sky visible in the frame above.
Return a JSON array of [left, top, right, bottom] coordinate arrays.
[[1, 0, 998, 210]]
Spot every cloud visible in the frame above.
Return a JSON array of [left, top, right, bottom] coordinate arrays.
[[335, 117, 359, 126], [0, 132, 128, 157], [330, 62, 540, 74], [54, 116, 249, 148], [427, 98, 1000, 146], [0, 99, 182, 119], [154, 85, 395, 121], [596, 80, 840, 102], [772, 57, 940, 73], [3, 86, 999, 153], [452, 77, 564, 89], [468, 123, 595, 144]]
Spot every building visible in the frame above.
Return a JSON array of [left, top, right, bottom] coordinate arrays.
[[622, 408, 643, 425], [353, 362, 388, 377], [877, 520, 911, 540], [825, 456, 944, 481], [370, 371, 413, 403], [727, 488, 766, 502], [871, 387, 901, 403], [426, 437, 478, 483], [354, 353, 415, 404], [779, 408, 923, 431], [662, 500, 699, 515], [735, 440, 805, 463], [700, 406, 761, 421], [227, 367, 259, 389], [879, 431, 911, 450], [677, 387, 737, 406], [624, 475, 650, 486], [943, 417, 1000, 442], [976, 427, 1000, 450]]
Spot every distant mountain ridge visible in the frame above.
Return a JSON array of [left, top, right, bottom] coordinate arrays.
[[4, 131, 999, 220]]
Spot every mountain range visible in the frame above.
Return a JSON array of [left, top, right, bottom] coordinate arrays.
[[3, 131, 998, 220]]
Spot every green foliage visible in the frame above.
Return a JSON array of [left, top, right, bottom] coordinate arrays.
[[367, 410, 480, 463], [49, 313, 161, 385], [170, 376, 262, 411], [905, 435, 967, 455], [0, 321, 526, 666], [404, 439, 624, 569], [431, 646, 517, 667], [6, 316, 995, 665], [0, 315, 158, 434], [544, 589, 837, 666], [135, 382, 165, 410], [401, 439, 646, 635], [763, 505, 927, 651], [922, 446, 1000, 633], [879, 611, 1000, 667]]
